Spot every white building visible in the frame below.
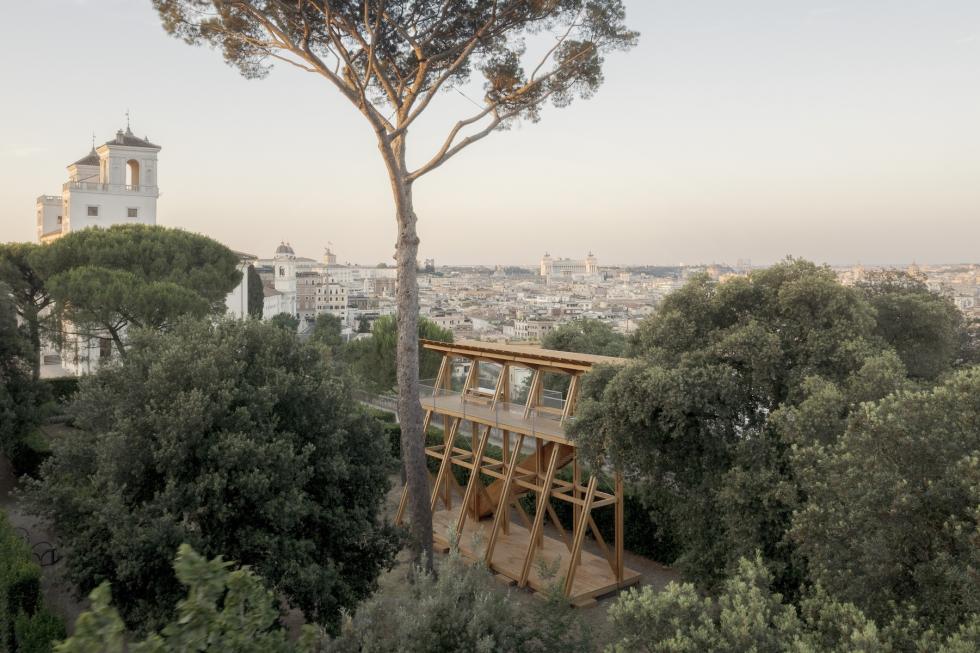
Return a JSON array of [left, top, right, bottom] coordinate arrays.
[[225, 252, 257, 319], [539, 252, 599, 279], [36, 126, 161, 243], [34, 125, 163, 377], [261, 242, 299, 320]]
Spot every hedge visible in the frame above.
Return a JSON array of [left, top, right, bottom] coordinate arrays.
[[0, 512, 64, 653], [40, 378, 78, 405], [6, 431, 52, 480]]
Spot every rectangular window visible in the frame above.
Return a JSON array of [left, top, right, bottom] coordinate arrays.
[[127, 207, 138, 218], [87, 205, 99, 217]]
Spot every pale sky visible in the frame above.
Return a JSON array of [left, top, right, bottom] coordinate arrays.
[[1, 1, 977, 266]]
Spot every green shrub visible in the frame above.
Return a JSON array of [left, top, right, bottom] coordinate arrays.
[[13, 610, 65, 653], [7, 431, 52, 479], [381, 422, 402, 460], [1, 512, 63, 653], [41, 378, 78, 405]]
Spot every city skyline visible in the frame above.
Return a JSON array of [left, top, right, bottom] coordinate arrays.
[[1, 1, 978, 265]]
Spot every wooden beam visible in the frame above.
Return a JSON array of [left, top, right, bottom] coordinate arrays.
[[395, 482, 410, 525], [518, 445, 561, 588], [561, 374, 578, 425], [484, 434, 526, 564], [463, 357, 478, 393], [433, 355, 449, 390], [512, 496, 533, 530], [615, 472, 624, 583], [522, 369, 541, 419], [455, 424, 491, 535], [564, 475, 598, 596], [545, 502, 571, 550], [430, 417, 461, 511], [491, 363, 507, 409], [588, 514, 616, 571], [572, 453, 580, 543]]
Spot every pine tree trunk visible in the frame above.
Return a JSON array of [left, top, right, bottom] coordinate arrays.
[[385, 135, 434, 570], [27, 309, 41, 381]]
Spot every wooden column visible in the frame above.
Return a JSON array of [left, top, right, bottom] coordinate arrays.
[[456, 425, 491, 535], [430, 417, 461, 511], [484, 434, 525, 566], [519, 445, 560, 587], [572, 453, 581, 541], [615, 471, 624, 583], [564, 474, 598, 596]]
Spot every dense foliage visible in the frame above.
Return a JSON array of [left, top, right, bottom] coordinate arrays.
[[310, 313, 344, 356], [27, 318, 398, 632], [856, 270, 964, 379], [607, 554, 979, 653], [0, 243, 52, 380], [790, 368, 980, 633], [1, 512, 65, 653], [57, 545, 319, 653], [575, 260, 883, 590], [328, 549, 591, 653], [341, 316, 452, 392], [246, 264, 264, 318], [572, 258, 979, 641], [541, 318, 627, 357], [269, 312, 300, 332], [0, 286, 45, 471], [30, 225, 241, 356]]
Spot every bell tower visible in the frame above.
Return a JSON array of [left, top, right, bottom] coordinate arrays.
[[37, 122, 162, 243]]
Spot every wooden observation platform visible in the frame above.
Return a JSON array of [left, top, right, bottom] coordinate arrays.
[[396, 339, 641, 605]]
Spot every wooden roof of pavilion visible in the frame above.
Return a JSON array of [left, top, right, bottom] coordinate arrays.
[[420, 338, 630, 372]]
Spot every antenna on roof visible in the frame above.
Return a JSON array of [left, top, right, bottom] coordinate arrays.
[[91, 132, 95, 151], [125, 109, 132, 133]]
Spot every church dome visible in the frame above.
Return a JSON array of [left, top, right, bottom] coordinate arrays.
[[275, 241, 295, 257]]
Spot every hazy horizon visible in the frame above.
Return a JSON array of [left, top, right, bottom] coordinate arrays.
[[1, 1, 977, 267]]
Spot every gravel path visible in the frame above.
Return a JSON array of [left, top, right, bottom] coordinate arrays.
[[0, 453, 88, 633]]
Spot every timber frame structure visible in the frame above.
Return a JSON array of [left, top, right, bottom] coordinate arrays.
[[395, 339, 641, 605]]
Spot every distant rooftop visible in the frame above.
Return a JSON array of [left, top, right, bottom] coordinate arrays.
[[71, 148, 100, 167], [105, 126, 159, 149]]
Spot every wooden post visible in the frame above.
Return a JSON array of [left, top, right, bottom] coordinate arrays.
[[430, 417, 460, 511], [572, 452, 580, 542], [456, 425, 491, 535], [534, 439, 543, 546], [501, 430, 510, 535], [615, 471, 624, 583], [564, 474, 598, 596], [561, 374, 578, 425], [491, 362, 506, 408], [500, 364, 511, 534], [519, 445, 560, 587], [522, 369, 540, 419], [484, 434, 525, 565]]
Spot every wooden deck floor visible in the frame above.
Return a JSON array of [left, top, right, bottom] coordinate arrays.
[[421, 393, 569, 444], [432, 506, 641, 604]]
